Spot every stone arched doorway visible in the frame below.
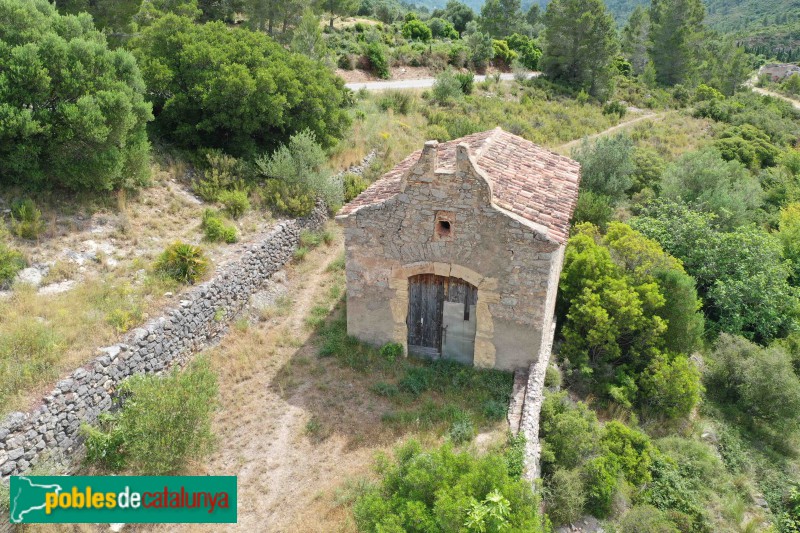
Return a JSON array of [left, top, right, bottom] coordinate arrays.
[[406, 274, 478, 365]]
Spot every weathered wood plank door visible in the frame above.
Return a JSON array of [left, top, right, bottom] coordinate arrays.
[[407, 275, 477, 363], [407, 274, 444, 357]]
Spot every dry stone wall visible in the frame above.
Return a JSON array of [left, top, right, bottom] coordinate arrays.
[[0, 206, 326, 479]]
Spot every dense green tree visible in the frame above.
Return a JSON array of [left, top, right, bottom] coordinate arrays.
[[246, 0, 281, 34], [464, 22, 494, 70], [402, 18, 432, 41], [131, 15, 350, 157], [558, 223, 703, 414], [427, 17, 459, 39], [135, 0, 201, 26], [291, 9, 328, 61], [700, 37, 753, 96], [632, 201, 800, 342], [442, 0, 474, 35], [714, 124, 780, 169], [505, 33, 541, 70], [0, 0, 152, 191], [707, 334, 800, 433], [525, 3, 540, 26], [621, 5, 649, 75], [649, 0, 705, 86], [659, 148, 762, 229], [58, 0, 142, 31], [540, 0, 619, 98], [572, 135, 635, 201], [479, 0, 522, 38]]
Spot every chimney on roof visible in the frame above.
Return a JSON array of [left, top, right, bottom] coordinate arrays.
[[408, 140, 439, 183]]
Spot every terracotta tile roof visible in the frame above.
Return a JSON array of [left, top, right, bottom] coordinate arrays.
[[337, 128, 581, 244]]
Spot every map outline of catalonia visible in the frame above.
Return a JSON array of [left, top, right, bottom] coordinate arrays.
[[10, 476, 63, 523]]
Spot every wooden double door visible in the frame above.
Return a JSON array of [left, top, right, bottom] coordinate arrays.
[[406, 274, 478, 365]]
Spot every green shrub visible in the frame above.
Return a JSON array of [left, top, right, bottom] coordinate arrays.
[[201, 210, 238, 243], [638, 354, 703, 419], [364, 42, 389, 79], [448, 412, 475, 444], [377, 91, 414, 114], [10, 199, 46, 240], [505, 432, 526, 477], [695, 83, 724, 102], [379, 342, 403, 362], [481, 399, 508, 420], [132, 15, 349, 157], [492, 39, 517, 66], [619, 505, 679, 532], [263, 181, 316, 217], [540, 392, 601, 472], [602, 100, 627, 118], [544, 364, 562, 389], [352, 440, 548, 532], [372, 382, 399, 397], [255, 129, 342, 214], [572, 134, 635, 201], [82, 359, 217, 474], [0, 243, 26, 289], [343, 173, 369, 202], [582, 455, 620, 518], [193, 151, 243, 202], [572, 190, 614, 230], [218, 189, 250, 219], [401, 19, 432, 41], [432, 69, 464, 104], [155, 242, 208, 284], [454, 71, 475, 95], [83, 413, 126, 471], [706, 334, 800, 433], [546, 468, 586, 525], [293, 246, 309, 261]]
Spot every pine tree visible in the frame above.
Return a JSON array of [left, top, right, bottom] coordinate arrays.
[[621, 5, 649, 75], [540, 0, 619, 98], [649, 0, 705, 86]]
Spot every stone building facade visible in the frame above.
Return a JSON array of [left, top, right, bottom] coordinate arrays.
[[336, 128, 580, 371]]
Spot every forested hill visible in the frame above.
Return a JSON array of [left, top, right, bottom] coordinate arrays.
[[415, 0, 800, 34]]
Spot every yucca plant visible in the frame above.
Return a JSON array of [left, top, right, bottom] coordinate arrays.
[[155, 242, 208, 284]]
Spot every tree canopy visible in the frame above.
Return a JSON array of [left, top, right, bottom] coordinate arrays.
[[131, 14, 350, 157], [540, 0, 618, 98], [0, 0, 152, 191]]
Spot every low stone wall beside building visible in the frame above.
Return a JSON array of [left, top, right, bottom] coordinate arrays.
[[0, 206, 327, 478]]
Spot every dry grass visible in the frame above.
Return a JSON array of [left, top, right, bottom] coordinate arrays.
[[115, 223, 509, 533]]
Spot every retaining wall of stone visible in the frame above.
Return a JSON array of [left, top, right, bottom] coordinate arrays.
[[0, 206, 326, 479]]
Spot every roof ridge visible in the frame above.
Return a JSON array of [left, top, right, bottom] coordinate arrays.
[[473, 127, 503, 160]]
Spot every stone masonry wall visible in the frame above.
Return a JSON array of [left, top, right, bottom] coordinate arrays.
[[338, 142, 562, 371], [0, 205, 327, 479]]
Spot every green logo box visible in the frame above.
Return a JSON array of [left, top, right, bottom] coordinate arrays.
[[9, 476, 237, 524]]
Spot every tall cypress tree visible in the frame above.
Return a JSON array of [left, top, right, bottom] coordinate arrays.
[[540, 0, 618, 98], [649, 0, 705, 86]]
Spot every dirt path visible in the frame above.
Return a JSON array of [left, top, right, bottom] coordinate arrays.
[[131, 226, 392, 533], [344, 72, 538, 91], [557, 111, 670, 153], [747, 76, 800, 110]]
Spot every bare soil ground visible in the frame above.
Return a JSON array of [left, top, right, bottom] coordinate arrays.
[[134, 224, 510, 533]]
